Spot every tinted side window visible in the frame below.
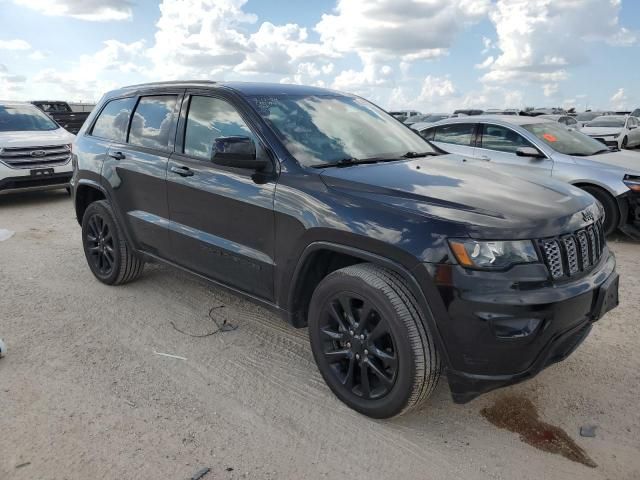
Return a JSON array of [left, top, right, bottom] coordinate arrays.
[[129, 95, 178, 150], [91, 97, 136, 142], [480, 124, 533, 153], [419, 127, 435, 141], [631, 109, 640, 118], [433, 124, 475, 146], [184, 96, 256, 160]]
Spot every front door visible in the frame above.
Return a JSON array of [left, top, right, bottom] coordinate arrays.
[[473, 123, 553, 177], [166, 92, 277, 301]]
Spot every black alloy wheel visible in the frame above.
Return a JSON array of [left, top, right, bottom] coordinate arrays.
[[319, 293, 398, 400], [308, 264, 441, 418], [81, 200, 144, 285], [85, 213, 115, 276]]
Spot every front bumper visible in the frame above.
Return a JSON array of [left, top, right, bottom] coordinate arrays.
[[618, 191, 640, 239], [589, 135, 619, 148], [419, 250, 617, 403], [0, 161, 72, 194]]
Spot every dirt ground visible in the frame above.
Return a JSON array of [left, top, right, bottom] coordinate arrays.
[[1, 190, 639, 480]]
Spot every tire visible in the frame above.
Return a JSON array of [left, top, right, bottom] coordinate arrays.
[[81, 200, 144, 285], [581, 186, 620, 236], [621, 136, 628, 149], [308, 263, 441, 418]]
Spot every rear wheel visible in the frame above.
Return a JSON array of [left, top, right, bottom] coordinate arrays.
[[308, 263, 440, 418], [580, 186, 620, 236], [81, 200, 144, 285]]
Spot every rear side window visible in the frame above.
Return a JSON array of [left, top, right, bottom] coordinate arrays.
[[91, 97, 136, 142], [480, 124, 533, 153], [433, 123, 475, 146], [129, 95, 178, 150], [184, 96, 256, 160]]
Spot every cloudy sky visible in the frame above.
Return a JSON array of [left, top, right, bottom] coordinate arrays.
[[0, 0, 639, 111]]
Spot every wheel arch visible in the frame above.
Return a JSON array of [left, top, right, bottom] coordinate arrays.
[[573, 182, 624, 230], [74, 180, 108, 225], [286, 241, 451, 367]]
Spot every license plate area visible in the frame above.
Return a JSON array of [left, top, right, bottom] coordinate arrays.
[[592, 273, 619, 321], [30, 168, 54, 176]]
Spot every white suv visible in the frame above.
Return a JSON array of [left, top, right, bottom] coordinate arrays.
[[0, 101, 75, 194]]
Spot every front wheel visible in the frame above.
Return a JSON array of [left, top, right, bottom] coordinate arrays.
[[308, 264, 441, 418], [81, 200, 144, 285], [621, 136, 628, 149]]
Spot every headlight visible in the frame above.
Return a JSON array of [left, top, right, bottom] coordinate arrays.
[[449, 239, 539, 270], [624, 174, 640, 193]]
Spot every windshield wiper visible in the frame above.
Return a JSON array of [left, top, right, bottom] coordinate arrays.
[[311, 155, 417, 169], [402, 151, 439, 158]]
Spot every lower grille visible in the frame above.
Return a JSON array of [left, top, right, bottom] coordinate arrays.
[[539, 221, 606, 280], [0, 145, 71, 169]]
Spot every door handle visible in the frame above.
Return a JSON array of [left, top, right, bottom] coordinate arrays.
[[170, 165, 194, 177], [108, 151, 125, 160], [480, 155, 491, 161]]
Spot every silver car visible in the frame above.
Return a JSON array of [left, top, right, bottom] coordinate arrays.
[[414, 116, 640, 237]]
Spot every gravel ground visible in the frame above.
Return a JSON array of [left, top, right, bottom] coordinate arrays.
[[0, 190, 639, 480]]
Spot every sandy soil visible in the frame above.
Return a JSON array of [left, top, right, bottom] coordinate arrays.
[[0, 190, 639, 480]]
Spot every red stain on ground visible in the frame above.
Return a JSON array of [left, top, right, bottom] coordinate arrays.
[[481, 395, 597, 468]]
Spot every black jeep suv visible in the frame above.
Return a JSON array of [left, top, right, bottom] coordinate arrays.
[[71, 81, 619, 418]]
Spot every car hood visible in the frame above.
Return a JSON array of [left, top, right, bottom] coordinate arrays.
[[0, 128, 74, 148], [581, 126, 622, 136], [319, 155, 599, 239], [574, 149, 640, 174]]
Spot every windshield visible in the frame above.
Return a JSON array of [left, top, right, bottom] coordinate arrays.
[[0, 104, 59, 132], [576, 112, 599, 121], [249, 95, 434, 167], [420, 114, 448, 123], [522, 122, 609, 156], [586, 117, 625, 128]]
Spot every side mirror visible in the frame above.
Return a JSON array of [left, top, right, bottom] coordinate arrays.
[[629, 125, 637, 130], [212, 136, 267, 170], [516, 146, 544, 158]]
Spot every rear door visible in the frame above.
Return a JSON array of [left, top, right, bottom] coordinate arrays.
[[166, 91, 277, 301], [429, 122, 478, 157], [474, 123, 553, 177], [99, 91, 182, 258]]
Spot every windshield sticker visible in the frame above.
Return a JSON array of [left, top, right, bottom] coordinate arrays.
[[543, 133, 557, 142]]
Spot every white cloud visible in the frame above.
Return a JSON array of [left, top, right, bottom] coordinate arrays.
[[316, 0, 490, 63], [147, 0, 256, 79], [475, 55, 494, 69], [32, 40, 146, 100], [610, 88, 628, 110], [481, 0, 637, 95], [317, 0, 489, 95], [0, 39, 31, 50], [13, 0, 133, 21], [0, 64, 27, 97]]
